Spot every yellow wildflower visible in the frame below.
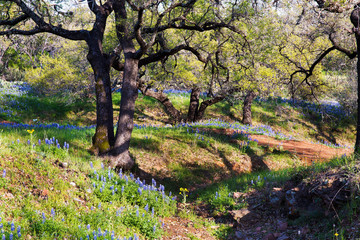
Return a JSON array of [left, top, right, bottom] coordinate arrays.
[[27, 129, 34, 134]]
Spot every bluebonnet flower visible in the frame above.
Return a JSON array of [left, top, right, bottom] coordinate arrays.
[[38, 139, 41, 145], [51, 208, 55, 217], [101, 163, 104, 169], [17, 139, 20, 144], [87, 224, 90, 230], [42, 213, 46, 223], [9, 233, 13, 240], [144, 204, 149, 212], [17, 225, 21, 237], [10, 222, 14, 231], [1, 234, 4, 240], [153, 225, 156, 233], [2, 169, 5, 178], [90, 162, 93, 169], [124, 175, 128, 183], [27, 139, 30, 145], [98, 203, 101, 209], [121, 186, 125, 193]]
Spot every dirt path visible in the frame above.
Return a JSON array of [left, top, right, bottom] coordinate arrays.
[[209, 128, 352, 164], [249, 134, 352, 164]]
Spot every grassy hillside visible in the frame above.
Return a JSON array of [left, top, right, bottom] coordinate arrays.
[[0, 81, 359, 239]]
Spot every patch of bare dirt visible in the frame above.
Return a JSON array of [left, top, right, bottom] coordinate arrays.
[[207, 128, 352, 164], [162, 215, 216, 240]]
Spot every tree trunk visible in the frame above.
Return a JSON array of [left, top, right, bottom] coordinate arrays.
[[87, 46, 114, 155], [138, 83, 182, 123], [110, 57, 138, 169], [351, 7, 360, 154], [194, 96, 224, 122], [187, 87, 200, 122], [242, 91, 256, 125]]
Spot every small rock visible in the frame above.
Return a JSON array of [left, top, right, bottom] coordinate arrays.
[[70, 182, 76, 187], [60, 162, 68, 168], [233, 192, 244, 199], [86, 188, 92, 194], [264, 233, 276, 240], [73, 198, 85, 203], [277, 221, 288, 231], [229, 209, 250, 220]]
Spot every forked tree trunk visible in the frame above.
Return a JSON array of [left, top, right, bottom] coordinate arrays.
[[138, 83, 182, 123], [242, 91, 256, 125], [194, 95, 225, 122], [351, 7, 360, 154], [110, 57, 138, 169], [187, 87, 200, 122]]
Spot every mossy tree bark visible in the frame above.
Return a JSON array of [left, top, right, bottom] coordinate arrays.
[[351, 6, 360, 154]]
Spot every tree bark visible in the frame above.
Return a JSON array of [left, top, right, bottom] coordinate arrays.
[[194, 96, 225, 122], [242, 91, 256, 125], [110, 57, 138, 169], [351, 7, 360, 154], [88, 53, 114, 154], [187, 87, 200, 122], [138, 83, 182, 123]]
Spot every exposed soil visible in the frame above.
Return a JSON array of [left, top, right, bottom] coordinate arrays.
[[208, 128, 352, 164]]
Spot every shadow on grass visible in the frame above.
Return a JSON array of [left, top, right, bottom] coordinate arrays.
[[2, 94, 95, 124]]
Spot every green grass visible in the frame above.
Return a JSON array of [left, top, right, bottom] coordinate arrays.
[[1, 85, 359, 239], [0, 127, 177, 239]]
